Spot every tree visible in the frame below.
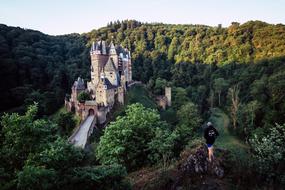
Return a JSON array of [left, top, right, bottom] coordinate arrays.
[[175, 102, 202, 147], [66, 165, 129, 190], [96, 103, 170, 170], [54, 110, 76, 136], [249, 123, 285, 183], [0, 103, 57, 170], [77, 91, 91, 103], [213, 78, 229, 106], [228, 85, 240, 129], [26, 138, 84, 171], [147, 128, 177, 167], [153, 78, 167, 95], [17, 166, 56, 190], [237, 101, 262, 140], [172, 87, 190, 110], [168, 37, 179, 61]]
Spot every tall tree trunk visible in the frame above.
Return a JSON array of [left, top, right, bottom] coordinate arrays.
[[229, 85, 240, 129]]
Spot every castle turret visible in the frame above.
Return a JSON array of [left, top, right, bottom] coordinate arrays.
[[101, 41, 107, 55], [71, 77, 85, 103], [90, 41, 109, 88], [109, 41, 116, 55]]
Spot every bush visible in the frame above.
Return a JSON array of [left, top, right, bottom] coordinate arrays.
[[17, 166, 57, 190], [77, 91, 90, 103], [54, 110, 76, 136], [96, 103, 171, 170], [249, 123, 285, 184], [65, 165, 130, 190]]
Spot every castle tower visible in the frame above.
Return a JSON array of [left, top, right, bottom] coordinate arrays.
[[71, 77, 85, 103], [90, 41, 109, 88], [165, 87, 171, 106]]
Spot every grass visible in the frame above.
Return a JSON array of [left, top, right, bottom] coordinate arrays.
[[126, 84, 157, 109], [208, 108, 250, 162], [110, 84, 158, 120]]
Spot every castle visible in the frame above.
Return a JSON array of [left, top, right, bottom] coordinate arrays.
[[65, 40, 132, 124]]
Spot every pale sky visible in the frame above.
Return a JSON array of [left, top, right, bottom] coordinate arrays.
[[0, 0, 284, 35]]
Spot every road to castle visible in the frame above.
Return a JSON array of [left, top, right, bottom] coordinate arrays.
[[70, 115, 95, 148]]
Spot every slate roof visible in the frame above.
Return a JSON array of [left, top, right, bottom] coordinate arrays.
[[73, 77, 85, 90], [90, 40, 131, 58], [104, 57, 117, 72], [103, 78, 117, 89], [98, 77, 117, 90], [90, 40, 108, 54], [109, 42, 116, 55]]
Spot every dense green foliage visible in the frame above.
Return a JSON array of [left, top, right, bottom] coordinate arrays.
[[89, 21, 285, 150], [88, 20, 285, 81], [249, 123, 285, 183], [0, 24, 90, 114], [77, 91, 91, 103], [175, 102, 202, 147], [53, 110, 77, 136], [126, 85, 157, 109], [1, 20, 285, 115], [0, 104, 129, 190], [96, 103, 174, 170], [1, 20, 285, 188]]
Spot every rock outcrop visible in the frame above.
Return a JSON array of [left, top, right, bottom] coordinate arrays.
[[179, 144, 225, 178], [130, 142, 232, 190]]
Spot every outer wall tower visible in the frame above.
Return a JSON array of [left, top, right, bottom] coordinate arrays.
[[128, 58, 132, 82], [165, 87, 171, 106]]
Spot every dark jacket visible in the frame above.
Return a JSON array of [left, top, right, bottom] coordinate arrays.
[[204, 125, 219, 145]]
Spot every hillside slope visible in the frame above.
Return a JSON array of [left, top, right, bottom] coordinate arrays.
[[1, 21, 285, 113]]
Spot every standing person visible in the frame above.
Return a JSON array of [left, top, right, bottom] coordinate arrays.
[[204, 122, 219, 162]]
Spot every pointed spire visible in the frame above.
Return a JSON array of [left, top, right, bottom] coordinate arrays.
[[109, 41, 116, 55], [128, 51, 131, 59], [101, 41, 107, 55], [92, 42, 95, 50], [90, 41, 95, 54]]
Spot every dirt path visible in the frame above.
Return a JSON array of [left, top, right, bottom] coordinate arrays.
[[208, 108, 249, 160]]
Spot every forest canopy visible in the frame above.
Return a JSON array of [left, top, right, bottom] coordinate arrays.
[[1, 20, 285, 114], [0, 20, 285, 189]]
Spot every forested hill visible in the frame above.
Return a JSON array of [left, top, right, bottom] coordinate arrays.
[[1, 20, 285, 189], [89, 20, 285, 65], [0, 24, 90, 113], [1, 20, 285, 114]]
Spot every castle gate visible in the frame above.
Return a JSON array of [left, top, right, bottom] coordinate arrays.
[[88, 109, 95, 115]]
